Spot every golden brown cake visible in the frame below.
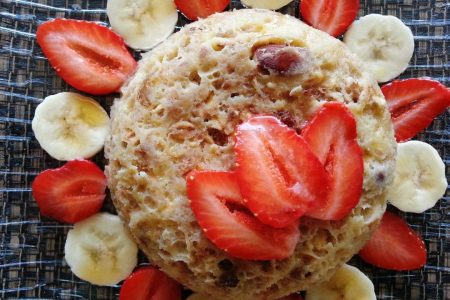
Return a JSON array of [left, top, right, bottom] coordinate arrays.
[[105, 9, 396, 299]]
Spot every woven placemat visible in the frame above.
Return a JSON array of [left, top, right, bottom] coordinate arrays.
[[0, 0, 448, 299]]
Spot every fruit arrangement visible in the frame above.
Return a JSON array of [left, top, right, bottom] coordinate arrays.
[[1, 0, 449, 299]]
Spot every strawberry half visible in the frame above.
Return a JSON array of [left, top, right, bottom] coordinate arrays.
[[302, 102, 363, 220], [36, 19, 137, 95], [32, 159, 106, 223], [300, 0, 359, 37], [359, 211, 427, 271], [381, 78, 450, 142], [175, 0, 230, 21], [186, 170, 300, 260], [119, 266, 181, 300], [234, 116, 329, 228]]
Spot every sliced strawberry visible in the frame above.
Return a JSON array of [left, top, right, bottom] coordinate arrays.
[[234, 116, 329, 228], [359, 211, 427, 270], [36, 19, 137, 95], [32, 159, 106, 223], [186, 170, 300, 260], [381, 78, 450, 142], [119, 266, 181, 300], [302, 102, 363, 220], [174, 0, 230, 21], [300, 0, 359, 37]]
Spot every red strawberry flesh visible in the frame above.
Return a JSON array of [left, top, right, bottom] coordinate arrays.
[[300, 0, 359, 37], [32, 159, 106, 223], [381, 78, 450, 142], [119, 266, 181, 300], [359, 211, 427, 271], [302, 102, 363, 220], [175, 0, 230, 21], [36, 18, 137, 95], [186, 170, 300, 260], [235, 116, 329, 228]]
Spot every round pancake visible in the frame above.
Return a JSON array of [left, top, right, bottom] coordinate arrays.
[[105, 9, 396, 300]]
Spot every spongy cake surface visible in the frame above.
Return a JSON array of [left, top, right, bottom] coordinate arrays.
[[105, 9, 396, 300]]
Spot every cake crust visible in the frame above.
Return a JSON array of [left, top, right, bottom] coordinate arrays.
[[105, 9, 396, 299]]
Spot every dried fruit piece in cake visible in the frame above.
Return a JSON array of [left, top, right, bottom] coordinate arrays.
[[253, 45, 313, 76]]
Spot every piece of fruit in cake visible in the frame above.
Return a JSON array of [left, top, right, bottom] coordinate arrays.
[[300, 0, 359, 37], [253, 44, 313, 76], [64, 213, 138, 285], [381, 78, 450, 142], [344, 14, 414, 83], [234, 115, 329, 228], [119, 266, 181, 300], [186, 170, 300, 260], [359, 211, 427, 271], [107, 0, 178, 50], [387, 141, 447, 213], [36, 19, 137, 95], [32, 159, 106, 223], [32, 92, 110, 161], [302, 102, 364, 221]]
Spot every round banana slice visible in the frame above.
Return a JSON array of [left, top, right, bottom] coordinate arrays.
[[388, 141, 447, 213], [306, 264, 376, 300], [343, 14, 414, 83], [241, 0, 293, 10], [107, 0, 178, 50], [64, 213, 138, 286], [32, 92, 110, 161]]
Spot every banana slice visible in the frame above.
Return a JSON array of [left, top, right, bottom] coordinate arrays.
[[306, 264, 376, 300], [64, 213, 138, 286], [388, 141, 447, 213], [343, 14, 414, 83], [241, 0, 293, 10], [32, 92, 110, 161], [107, 0, 178, 50]]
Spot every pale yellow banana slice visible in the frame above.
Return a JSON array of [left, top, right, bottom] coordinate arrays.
[[32, 92, 110, 161], [64, 213, 138, 286], [343, 14, 414, 83], [388, 141, 447, 213], [241, 0, 293, 10], [306, 264, 376, 300], [107, 0, 178, 50]]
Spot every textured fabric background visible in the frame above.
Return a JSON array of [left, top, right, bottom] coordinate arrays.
[[0, 0, 448, 299]]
